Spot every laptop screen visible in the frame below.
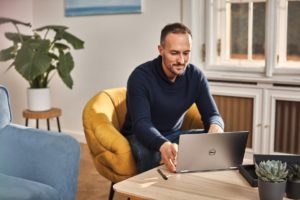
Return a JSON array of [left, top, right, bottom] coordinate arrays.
[[176, 131, 249, 173]]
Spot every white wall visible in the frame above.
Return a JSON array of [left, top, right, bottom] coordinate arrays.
[[0, 0, 182, 141], [0, 0, 33, 128]]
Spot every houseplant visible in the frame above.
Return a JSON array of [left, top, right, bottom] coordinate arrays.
[[255, 160, 288, 200], [286, 163, 300, 199], [0, 17, 84, 111]]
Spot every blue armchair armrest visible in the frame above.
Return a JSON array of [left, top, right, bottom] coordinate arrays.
[[0, 125, 80, 200]]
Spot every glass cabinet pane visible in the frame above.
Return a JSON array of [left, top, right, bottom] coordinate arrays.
[[287, 1, 300, 61], [252, 2, 266, 60], [230, 3, 248, 59]]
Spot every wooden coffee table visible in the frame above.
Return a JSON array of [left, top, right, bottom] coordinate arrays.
[[114, 160, 289, 200]]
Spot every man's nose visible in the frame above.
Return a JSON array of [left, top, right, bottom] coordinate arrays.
[[177, 54, 184, 64]]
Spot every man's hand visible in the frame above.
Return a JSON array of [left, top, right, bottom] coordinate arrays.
[[208, 124, 223, 133], [159, 141, 178, 172]]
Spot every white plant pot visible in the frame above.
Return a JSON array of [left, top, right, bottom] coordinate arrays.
[[27, 88, 51, 111]]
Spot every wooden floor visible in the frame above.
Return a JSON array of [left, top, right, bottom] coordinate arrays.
[[77, 143, 126, 200]]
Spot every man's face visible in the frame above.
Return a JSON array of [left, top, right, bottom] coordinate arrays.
[[158, 32, 192, 82]]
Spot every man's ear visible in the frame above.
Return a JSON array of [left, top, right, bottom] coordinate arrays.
[[158, 45, 163, 55]]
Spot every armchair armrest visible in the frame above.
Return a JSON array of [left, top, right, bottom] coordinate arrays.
[[84, 114, 136, 178], [0, 124, 80, 200]]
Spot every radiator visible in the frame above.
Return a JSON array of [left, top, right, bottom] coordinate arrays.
[[274, 100, 300, 154], [213, 95, 253, 148]]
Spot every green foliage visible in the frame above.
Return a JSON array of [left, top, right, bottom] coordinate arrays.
[[288, 164, 300, 181], [0, 17, 84, 89], [255, 160, 289, 183]]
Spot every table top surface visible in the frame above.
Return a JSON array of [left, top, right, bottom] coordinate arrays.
[[114, 160, 289, 200]]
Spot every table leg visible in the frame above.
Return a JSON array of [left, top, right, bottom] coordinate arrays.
[[36, 119, 39, 129], [109, 182, 115, 200], [47, 118, 50, 130], [57, 117, 61, 132], [25, 118, 28, 126]]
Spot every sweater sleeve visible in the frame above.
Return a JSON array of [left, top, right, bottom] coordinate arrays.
[[126, 70, 168, 151], [195, 74, 224, 131]]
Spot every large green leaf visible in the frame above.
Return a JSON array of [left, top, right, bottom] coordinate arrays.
[[35, 25, 68, 41], [15, 39, 52, 81], [57, 52, 74, 89], [48, 52, 59, 60], [5, 32, 32, 43], [0, 17, 31, 27], [53, 42, 70, 51], [30, 64, 56, 88], [34, 25, 68, 32], [61, 31, 84, 49], [0, 45, 17, 61]]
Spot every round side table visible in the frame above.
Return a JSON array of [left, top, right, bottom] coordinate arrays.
[[22, 108, 62, 132]]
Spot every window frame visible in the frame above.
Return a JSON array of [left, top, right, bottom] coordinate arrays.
[[184, 0, 300, 78], [276, 0, 300, 72]]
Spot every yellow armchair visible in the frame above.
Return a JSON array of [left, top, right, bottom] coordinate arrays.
[[82, 87, 204, 199]]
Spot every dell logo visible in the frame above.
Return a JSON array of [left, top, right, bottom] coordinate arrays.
[[209, 148, 216, 156]]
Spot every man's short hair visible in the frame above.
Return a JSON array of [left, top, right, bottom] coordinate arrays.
[[160, 23, 192, 45]]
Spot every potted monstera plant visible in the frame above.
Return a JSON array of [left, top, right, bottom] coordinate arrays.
[[255, 160, 288, 200], [0, 17, 84, 111], [286, 163, 300, 199]]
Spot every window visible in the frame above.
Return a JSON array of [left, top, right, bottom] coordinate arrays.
[[229, 2, 266, 61], [204, 0, 300, 76], [277, 0, 300, 69]]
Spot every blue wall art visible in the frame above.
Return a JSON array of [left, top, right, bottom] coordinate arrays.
[[65, 0, 142, 16]]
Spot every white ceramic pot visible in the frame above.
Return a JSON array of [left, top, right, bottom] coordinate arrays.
[[27, 88, 51, 111]]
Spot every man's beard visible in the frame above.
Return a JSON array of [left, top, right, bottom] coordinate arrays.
[[170, 63, 187, 76]]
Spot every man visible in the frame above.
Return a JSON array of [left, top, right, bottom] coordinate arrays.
[[121, 23, 224, 173]]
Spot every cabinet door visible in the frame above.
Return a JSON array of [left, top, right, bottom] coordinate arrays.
[[209, 82, 263, 155], [266, 88, 300, 154]]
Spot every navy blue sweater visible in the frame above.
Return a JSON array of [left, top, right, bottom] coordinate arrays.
[[122, 56, 224, 151]]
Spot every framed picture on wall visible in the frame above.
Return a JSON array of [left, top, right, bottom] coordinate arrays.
[[64, 0, 142, 16]]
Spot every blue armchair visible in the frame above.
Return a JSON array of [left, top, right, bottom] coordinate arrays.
[[0, 85, 80, 200]]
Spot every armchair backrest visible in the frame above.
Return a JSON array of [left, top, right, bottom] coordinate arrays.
[[83, 87, 127, 131], [0, 85, 12, 129], [84, 87, 203, 131], [101, 88, 127, 130]]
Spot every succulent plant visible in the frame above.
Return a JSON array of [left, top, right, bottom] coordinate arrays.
[[255, 160, 288, 182], [288, 164, 300, 180]]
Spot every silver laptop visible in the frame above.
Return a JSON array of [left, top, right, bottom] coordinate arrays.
[[176, 131, 249, 173]]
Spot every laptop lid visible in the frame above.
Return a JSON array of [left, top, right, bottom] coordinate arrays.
[[176, 131, 249, 173]]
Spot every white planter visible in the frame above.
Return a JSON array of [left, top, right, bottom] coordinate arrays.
[[27, 88, 51, 111]]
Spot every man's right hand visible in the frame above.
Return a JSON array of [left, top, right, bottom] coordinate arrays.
[[159, 141, 178, 172]]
